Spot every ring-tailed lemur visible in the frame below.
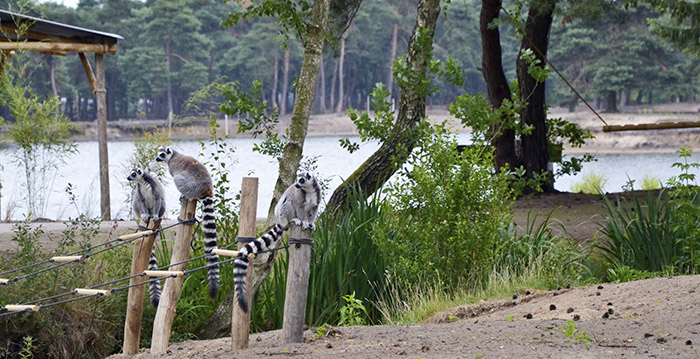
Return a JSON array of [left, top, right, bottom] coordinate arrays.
[[233, 171, 321, 312], [156, 147, 220, 298], [127, 167, 165, 307]]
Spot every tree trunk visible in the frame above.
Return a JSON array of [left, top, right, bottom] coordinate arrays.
[[271, 49, 279, 110], [49, 56, 58, 97], [318, 55, 326, 112], [480, 0, 518, 173], [386, 23, 399, 98], [330, 57, 338, 111], [326, 0, 441, 215], [335, 29, 348, 113], [516, 0, 555, 193], [281, 49, 290, 115], [254, 0, 331, 302], [604, 90, 618, 113], [165, 40, 174, 129]]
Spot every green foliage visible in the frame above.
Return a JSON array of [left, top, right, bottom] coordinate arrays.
[[496, 211, 587, 288], [559, 320, 592, 347], [570, 172, 607, 194], [338, 292, 368, 326], [18, 336, 35, 359], [1, 62, 77, 219], [598, 149, 700, 275], [373, 126, 515, 288], [605, 263, 659, 283], [223, 0, 312, 43], [641, 175, 662, 190], [251, 184, 387, 330], [642, 0, 700, 55], [0, 214, 130, 359], [598, 189, 678, 272], [666, 147, 700, 272], [220, 81, 285, 159]]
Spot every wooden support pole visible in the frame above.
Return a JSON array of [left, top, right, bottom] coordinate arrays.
[[78, 53, 97, 92], [95, 53, 110, 220], [151, 199, 197, 354], [282, 225, 313, 343], [122, 219, 159, 355], [232, 177, 258, 350]]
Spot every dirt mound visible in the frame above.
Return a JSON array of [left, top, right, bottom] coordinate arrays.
[[109, 275, 700, 359]]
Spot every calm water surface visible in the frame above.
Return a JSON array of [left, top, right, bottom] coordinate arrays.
[[0, 135, 698, 221]]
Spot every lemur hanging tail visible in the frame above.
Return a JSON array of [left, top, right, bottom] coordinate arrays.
[[148, 247, 162, 308], [201, 195, 220, 298], [233, 224, 285, 312]]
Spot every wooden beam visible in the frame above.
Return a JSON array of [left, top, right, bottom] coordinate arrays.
[[79, 52, 97, 92], [603, 121, 700, 132], [0, 41, 117, 55]]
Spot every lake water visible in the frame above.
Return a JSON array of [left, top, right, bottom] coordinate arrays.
[[0, 135, 698, 221]]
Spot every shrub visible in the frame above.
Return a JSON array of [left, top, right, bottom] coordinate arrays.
[[598, 189, 679, 272], [251, 184, 387, 330], [0, 221, 130, 359], [570, 172, 607, 194], [372, 127, 515, 289]]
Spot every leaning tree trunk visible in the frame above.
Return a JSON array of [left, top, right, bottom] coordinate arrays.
[[264, 0, 330, 224], [516, 0, 555, 193], [480, 0, 518, 173], [199, 0, 332, 340], [325, 0, 442, 215]]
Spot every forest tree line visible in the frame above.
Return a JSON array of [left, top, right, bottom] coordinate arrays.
[[0, 0, 698, 123]]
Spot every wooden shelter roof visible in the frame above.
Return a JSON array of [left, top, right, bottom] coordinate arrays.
[[0, 9, 122, 55]]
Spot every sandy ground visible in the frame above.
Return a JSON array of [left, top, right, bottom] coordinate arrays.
[[107, 275, 700, 358]]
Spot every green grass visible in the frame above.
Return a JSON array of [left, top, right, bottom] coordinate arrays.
[[570, 172, 607, 194], [377, 211, 589, 324]]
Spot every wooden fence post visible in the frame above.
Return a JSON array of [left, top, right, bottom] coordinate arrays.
[[282, 225, 313, 343], [151, 199, 197, 354], [232, 177, 258, 350], [122, 218, 160, 355]]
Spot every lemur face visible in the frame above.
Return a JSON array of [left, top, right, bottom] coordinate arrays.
[[155, 147, 173, 162], [127, 168, 144, 181], [295, 172, 315, 189]]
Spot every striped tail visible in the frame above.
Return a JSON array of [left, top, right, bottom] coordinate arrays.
[[148, 246, 161, 308], [233, 224, 285, 312], [201, 195, 220, 298]]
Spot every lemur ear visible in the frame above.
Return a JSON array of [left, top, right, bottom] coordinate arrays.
[[166, 147, 172, 154]]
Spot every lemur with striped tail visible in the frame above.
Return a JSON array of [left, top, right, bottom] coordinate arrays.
[[233, 171, 321, 312], [156, 147, 220, 298], [127, 167, 165, 307]]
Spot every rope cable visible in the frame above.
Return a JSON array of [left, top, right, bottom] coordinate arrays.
[[0, 225, 295, 318]]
